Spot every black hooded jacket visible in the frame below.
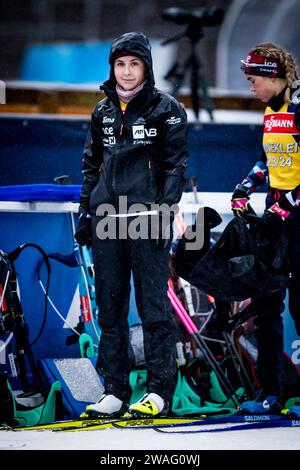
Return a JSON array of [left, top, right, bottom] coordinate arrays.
[[79, 32, 189, 215]]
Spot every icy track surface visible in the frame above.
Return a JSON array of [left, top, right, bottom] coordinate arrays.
[[1, 426, 300, 450]]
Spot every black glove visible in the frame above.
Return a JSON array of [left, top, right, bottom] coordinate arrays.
[[231, 184, 250, 217], [74, 213, 92, 247], [265, 194, 293, 222]]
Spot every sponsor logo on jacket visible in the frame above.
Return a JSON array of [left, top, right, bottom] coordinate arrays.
[[103, 136, 116, 146], [132, 125, 157, 139], [102, 126, 114, 135], [103, 116, 115, 123], [264, 113, 299, 134], [165, 116, 181, 125]]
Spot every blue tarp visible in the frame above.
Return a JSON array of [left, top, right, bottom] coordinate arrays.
[[0, 184, 81, 202], [20, 41, 111, 84]]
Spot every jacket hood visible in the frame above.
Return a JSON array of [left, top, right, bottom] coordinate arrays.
[[104, 32, 155, 89]]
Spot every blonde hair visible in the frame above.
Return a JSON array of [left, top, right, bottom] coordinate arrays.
[[250, 42, 299, 103]]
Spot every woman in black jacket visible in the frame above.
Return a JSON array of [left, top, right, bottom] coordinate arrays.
[[75, 32, 188, 417]]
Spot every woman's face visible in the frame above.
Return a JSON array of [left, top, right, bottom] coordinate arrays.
[[246, 75, 277, 103], [114, 55, 146, 90]]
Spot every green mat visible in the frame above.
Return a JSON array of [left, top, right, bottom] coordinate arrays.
[[129, 368, 242, 417], [1, 377, 63, 427]]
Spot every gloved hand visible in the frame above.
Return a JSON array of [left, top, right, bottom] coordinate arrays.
[[74, 212, 92, 247], [231, 185, 250, 217], [265, 194, 293, 222]]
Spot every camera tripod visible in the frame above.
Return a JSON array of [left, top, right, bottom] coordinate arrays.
[[162, 25, 214, 121]]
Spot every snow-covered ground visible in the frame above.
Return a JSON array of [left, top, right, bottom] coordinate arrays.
[[1, 425, 300, 451]]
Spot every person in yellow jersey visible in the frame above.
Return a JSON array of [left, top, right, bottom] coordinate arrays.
[[74, 32, 188, 417], [231, 43, 300, 412]]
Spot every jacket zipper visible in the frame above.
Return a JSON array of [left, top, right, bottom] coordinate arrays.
[[112, 109, 124, 202], [119, 109, 125, 136], [148, 159, 154, 194]]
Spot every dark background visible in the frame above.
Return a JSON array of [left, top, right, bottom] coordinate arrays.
[[1, 1, 300, 91], [0, 0, 232, 83]]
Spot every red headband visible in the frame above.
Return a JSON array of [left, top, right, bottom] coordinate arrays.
[[240, 52, 286, 78]]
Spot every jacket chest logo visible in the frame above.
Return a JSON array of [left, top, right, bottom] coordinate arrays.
[[132, 124, 157, 139], [102, 126, 114, 135], [102, 126, 116, 146], [103, 116, 115, 123], [264, 112, 299, 134]]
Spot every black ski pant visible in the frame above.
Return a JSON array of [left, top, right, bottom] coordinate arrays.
[[254, 196, 300, 396], [91, 216, 177, 403], [254, 290, 285, 395], [288, 214, 300, 337]]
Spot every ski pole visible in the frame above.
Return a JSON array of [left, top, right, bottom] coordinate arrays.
[[169, 286, 240, 405], [53, 175, 100, 346], [69, 212, 100, 344], [222, 331, 256, 398]]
